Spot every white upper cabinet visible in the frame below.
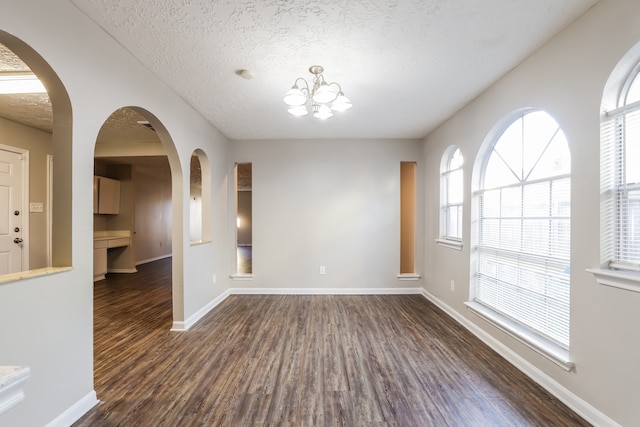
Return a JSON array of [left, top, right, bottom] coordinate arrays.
[[94, 176, 120, 214]]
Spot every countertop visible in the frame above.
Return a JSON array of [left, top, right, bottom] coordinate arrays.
[[94, 230, 132, 240], [0, 366, 30, 415]]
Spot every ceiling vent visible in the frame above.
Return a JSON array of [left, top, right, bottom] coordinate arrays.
[[136, 120, 155, 132]]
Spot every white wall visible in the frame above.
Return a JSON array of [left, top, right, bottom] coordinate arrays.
[[0, 1, 230, 426], [231, 138, 424, 290], [422, 0, 640, 425], [1, 0, 636, 425]]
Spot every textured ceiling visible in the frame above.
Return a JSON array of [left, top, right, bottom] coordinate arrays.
[[0, 1, 600, 141], [0, 48, 171, 181], [237, 162, 252, 191], [96, 107, 160, 144], [0, 44, 52, 132], [95, 107, 173, 182], [69, 0, 599, 140]]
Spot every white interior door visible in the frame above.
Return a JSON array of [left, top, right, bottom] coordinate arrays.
[[0, 148, 24, 274]]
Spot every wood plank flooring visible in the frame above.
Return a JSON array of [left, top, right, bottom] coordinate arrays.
[[75, 258, 590, 426]]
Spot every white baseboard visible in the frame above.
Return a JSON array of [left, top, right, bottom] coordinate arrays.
[[136, 254, 172, 266], [170, 320, 187, 331], [107, 268, 138, 274], [229, 287, 423, 295], [45, 390, 99, 427], [420, 289, 620, 427], [170, 287, 423, 331], [171, 290, 231, 331]]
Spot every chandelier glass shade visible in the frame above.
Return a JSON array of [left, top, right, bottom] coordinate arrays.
[[283, 65, 352, 119]]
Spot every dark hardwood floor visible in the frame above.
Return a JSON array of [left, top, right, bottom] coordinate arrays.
[[75, 258, 590, 426]]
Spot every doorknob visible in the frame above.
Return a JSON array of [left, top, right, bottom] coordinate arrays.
[[13, 237, 23, 244]]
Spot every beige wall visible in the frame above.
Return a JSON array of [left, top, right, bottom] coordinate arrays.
[[135, 169, 172, 264], [94, 161, 173, 267], [237, 190, 252, 246], [189, 180, 202, 242], [400, 162, 416, 274], [93, 162, 136, 272], [422, 0, 640, 425], [0, 117, 52, 269]]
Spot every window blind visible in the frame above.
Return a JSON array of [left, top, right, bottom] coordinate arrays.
[[601, 102, 640, 268], [476, 177, 571, 347], [475, 111, 571, 348], [442, 147, 463, 240]]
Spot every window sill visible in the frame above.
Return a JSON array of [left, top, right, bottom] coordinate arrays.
[[435, 238, 463, 250], [0, 266, 72, 285], [230, 274, 254, 281], [465, 301, 574, 372], [397, 273, 421, 281], [586, 267, 640, 293]]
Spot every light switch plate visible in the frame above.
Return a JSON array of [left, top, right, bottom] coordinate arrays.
[[30, 202, 44, 213]]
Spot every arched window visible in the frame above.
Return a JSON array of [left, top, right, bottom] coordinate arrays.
[[472, 110, 571, 353], [601, 66, 640, 270], [439, 146, 463, 245]]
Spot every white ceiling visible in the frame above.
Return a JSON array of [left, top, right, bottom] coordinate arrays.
[[67, 0, 599, 141]]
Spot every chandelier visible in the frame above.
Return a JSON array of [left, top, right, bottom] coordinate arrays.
[[283, 65, 352, 119]]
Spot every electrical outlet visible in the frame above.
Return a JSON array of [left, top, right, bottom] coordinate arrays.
[[450, 280, 455, 291], [320, 266, 326, 275], [212, 274, 217, 284]]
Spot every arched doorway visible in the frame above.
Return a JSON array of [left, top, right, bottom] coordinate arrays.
[[92, 106, 184, 325]]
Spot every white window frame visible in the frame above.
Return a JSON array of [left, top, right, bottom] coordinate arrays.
[[468, 109, 573, 371], [436, 146, 463, 250], [589, 63, 640, 293]]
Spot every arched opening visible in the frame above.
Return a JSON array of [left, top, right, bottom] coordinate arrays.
[[92, 106, 183, 320], [190, 149, 211, 244], [92, 106, 186, 402], [0, 31, 72, 278]]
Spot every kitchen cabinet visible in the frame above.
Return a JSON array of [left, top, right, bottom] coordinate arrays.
[[93, 232, 131, 281], [94, 176, 121, 214], [93, 240, 107, 281]]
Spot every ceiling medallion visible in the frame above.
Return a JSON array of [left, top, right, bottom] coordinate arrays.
[[283, 65, 352, 119]]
